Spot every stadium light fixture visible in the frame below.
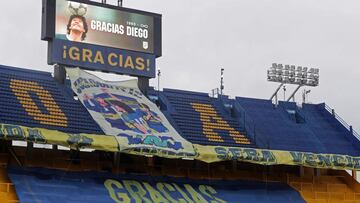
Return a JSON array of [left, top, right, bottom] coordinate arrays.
[[267, 63, 319, 87], [268, 63, 319, 102]]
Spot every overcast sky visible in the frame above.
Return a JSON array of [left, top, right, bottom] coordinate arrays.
[[0, 0, 359, 131]]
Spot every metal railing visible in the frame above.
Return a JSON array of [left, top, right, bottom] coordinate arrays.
[[324, 104, 360, 141], [233, 102, 268, 148], [324, 104, 332, 114], [353, 130, 360, 141]]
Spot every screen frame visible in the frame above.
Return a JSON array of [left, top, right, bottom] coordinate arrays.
[[41, 0, 162, 57]]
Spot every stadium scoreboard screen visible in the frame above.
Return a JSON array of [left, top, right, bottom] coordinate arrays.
[[42, 0, 162, 78]]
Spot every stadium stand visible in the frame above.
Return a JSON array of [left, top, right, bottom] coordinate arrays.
[[235, 97, 360, 156], [8, 166, 305, 203], [301, 103, 360, 155], [0, 152, 17, 203], [287, 167, 360, 203], [1, 64, 358, 156], [4, 145, 360, 203], [0, 64, 359, 202], [150, 88, 253, 147], [0, 65, 103, 135]]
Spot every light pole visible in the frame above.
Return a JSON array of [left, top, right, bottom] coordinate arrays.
[[283, 85, 286, 101], [118, 0, 123, 7], [157, 68, 161, 104], [302, 89, 311, 104], [220, 68, 224, 95]]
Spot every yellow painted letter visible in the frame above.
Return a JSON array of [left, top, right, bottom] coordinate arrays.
[[10, 79, 68, 127], [157, 183, 187, 203], [94, 51, 105, 64], [124, 56, 134, 69], [184, 184, 208, 203], [143, 182, 169, 203], [82, 49, 93, 62], [69, 46, 80, 61], [108, 53, 118, 66], [191, 103, 250, 144], [104, 179, 130, 203], [135, 57, 145, 70], [199, 185, 226, 203], [123, 180, 152, 203]]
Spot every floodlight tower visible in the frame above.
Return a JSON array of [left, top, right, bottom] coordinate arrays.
[[268, 63, 319, 103], [269, 63, 284, 104]]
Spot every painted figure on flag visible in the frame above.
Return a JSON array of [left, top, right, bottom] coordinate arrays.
[[67, 68, 194, 155], [83, 88, 169, 135]]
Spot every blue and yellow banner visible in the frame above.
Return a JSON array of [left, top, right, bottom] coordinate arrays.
[[194, 144, 360, 171], [0, 123, 119, 152], [66, 68, 195, 158], [0, 123, 360, 170]]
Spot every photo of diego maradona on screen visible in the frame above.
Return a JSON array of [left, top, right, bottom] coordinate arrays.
[[56, 2, 88, 42]]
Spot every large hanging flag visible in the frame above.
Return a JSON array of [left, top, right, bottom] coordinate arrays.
[[66, 68, 195, 158]]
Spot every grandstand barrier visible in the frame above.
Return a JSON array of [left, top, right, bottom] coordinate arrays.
[[0, 123, 360, 170], [232, 100, 266, 148], [325, 103, 360, 142]]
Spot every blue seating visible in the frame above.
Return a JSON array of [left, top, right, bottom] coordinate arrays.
[[235, 97, 360, 156], [300, 103, 360, 155], [0, 64, 103, 134], [0, 64, 358, 157], [150, 88, 253, 147], [8, 166, 305, 203]]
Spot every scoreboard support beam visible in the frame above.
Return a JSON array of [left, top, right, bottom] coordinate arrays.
[[53, 64, 66, 151], [54, 64, 66, 84], [138, 77, 149, 95]]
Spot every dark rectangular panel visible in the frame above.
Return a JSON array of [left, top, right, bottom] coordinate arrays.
[[41, 0, 56, 40], [49, 39, 156, 77], [42, 0, 162, 57]]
